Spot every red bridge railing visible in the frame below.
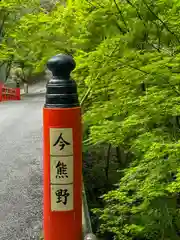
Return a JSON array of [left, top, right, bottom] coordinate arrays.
[[0, 82, 20, 102]]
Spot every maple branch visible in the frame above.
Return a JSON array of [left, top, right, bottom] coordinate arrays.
[[142, 0, 180, 44], [113, 0, 129, 32]]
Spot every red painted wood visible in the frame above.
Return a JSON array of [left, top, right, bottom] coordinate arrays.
[[43, 107, 82, 240], [0, 82, 21, 102]]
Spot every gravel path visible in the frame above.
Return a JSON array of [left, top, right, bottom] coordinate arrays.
[[0, 92, 45, 240]]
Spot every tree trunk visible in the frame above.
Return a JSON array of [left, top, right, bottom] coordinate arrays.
[[105, 144, 112, 181]]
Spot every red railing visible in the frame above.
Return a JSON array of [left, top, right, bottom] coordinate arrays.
[[0, 82, 20, 102]]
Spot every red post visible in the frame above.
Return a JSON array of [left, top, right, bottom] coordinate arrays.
[[16, 87, 20, 100], [7, 89, 9, 100], [43, 54, 82, 240], [3, 87, 6, 101], [0, 82, 3, 102], [10, 88, 12, 100]]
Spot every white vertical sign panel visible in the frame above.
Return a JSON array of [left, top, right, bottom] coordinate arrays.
[[50, 156, 73, 184], [49, 128, 74, 212], [50, 128, 73, 156], [51, 184, 73, 211]]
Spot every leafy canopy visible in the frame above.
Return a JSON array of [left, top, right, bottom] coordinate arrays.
[[4, 0, 180, 239]]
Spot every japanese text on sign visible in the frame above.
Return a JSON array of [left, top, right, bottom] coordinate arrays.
[[53, 133, 70, 151], [51, 184, 73, 211], [50, 128, 73, 156], [50, 156, 73, 184], [50, 128, 74, 211], [56, 161, 68, 178]]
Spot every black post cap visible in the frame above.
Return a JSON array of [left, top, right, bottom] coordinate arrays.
[[47, 54, 76, 79], [45, 54, 79, 108]]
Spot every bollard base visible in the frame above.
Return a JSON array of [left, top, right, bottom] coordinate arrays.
[[39, 231, 97, 240], [84, 233, 97, 240]]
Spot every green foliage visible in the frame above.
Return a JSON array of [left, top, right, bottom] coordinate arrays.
[[70, 0, 180, 239], [3, 0, 180, 239], [0, 0, 40, 81]]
